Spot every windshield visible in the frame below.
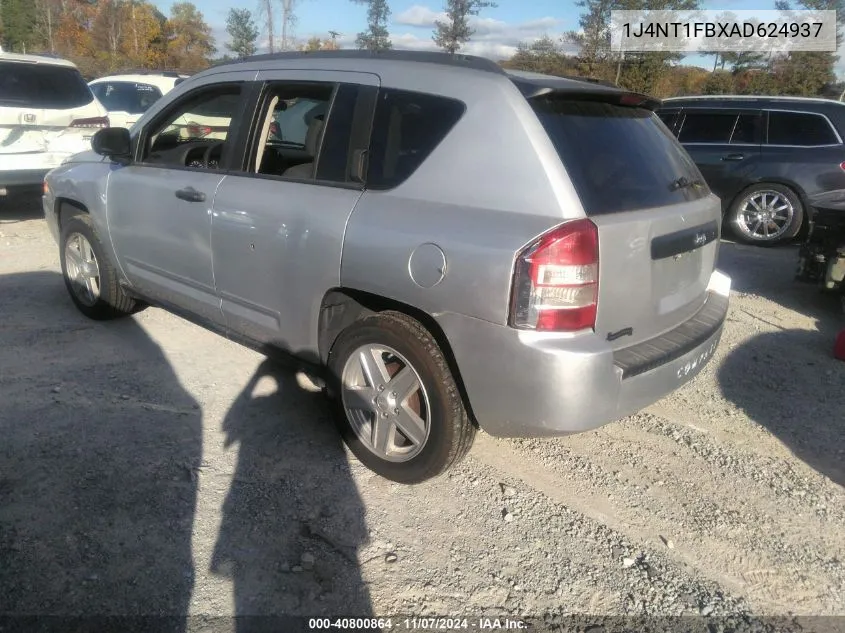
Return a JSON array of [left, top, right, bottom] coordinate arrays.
[[90, 81, 163, 115], [0, 62, 94, 109], [530, 97, 708, 215]]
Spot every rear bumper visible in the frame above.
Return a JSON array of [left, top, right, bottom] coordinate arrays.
[[438, 271, 730, 438], [0, 169, 50, 189]]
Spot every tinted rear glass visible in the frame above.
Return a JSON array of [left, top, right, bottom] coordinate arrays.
[[531, 98, 707, 215], [677, 111, 737, 143], [731, 113, 762, 144], [90, 81, 163, 114], [0, 62, 94, 109], [767, 111, 839, 146]]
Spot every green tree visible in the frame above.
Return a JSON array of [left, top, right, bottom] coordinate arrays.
[[564, 0, 615, 77], [735, 70, 778, 95], [225, 8, 258, 58], [352, 0, 391, 51], [564, 0, 700, 90], [0, 0, 37, 52], [701, 69, 735, 94], [433, 0, 496, 54], [166, 1, 215, 71], [503, 36, 579, 76]]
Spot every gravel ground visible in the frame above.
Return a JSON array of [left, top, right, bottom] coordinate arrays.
[[1, 199, 843, 630]]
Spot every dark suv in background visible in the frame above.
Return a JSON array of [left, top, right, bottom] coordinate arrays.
[[657, 96, 845, 245]]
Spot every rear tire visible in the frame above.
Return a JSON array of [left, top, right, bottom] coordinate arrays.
[[327, 311, 476, 484], [60, 213, 141, 320], [727, 183, 803, 246]]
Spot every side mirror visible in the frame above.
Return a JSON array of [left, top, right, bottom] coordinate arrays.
[[91, 127, 132, 161]]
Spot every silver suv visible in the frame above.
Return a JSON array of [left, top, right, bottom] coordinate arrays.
[[43, 51, 732, 484]]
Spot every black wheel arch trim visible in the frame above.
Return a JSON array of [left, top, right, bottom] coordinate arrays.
[[317, 288, 479, 428]]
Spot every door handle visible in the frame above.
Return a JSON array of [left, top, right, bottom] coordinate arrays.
[[721, 153, 746, 161], [175, 187, 206, 203]]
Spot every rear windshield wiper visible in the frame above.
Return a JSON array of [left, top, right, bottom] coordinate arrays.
[[669, 176, 704, 192]]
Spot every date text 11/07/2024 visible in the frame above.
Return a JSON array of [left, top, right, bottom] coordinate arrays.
[[307, 618, 528, 630]]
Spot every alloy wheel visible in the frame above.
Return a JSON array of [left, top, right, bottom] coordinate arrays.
[[340, 344, 431, 462], [735, 190, 794, 242], [64, 232, 101, 306]]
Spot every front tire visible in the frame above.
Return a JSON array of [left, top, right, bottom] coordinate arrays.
[[60, 213, 139, 320], [327, 311, 476, 484], [727, 183, 803, 246]]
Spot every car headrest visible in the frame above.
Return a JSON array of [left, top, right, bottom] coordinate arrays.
[[304, 115, 325, 157]]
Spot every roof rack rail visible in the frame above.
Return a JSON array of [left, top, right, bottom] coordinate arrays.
[[230, 49, 506, 74]]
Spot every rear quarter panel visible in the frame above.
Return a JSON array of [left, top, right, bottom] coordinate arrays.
[[341, 68, 585, 325]]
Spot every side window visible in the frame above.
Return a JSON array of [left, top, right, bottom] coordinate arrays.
[[656, 109, 678, 133], [366, 88, 465, 190], [677, 111, 738, 143], [249, 82, 335, 181], [767, 111, 839, 146], [730, 113, 762, 144], [141, 84, 243, 171]]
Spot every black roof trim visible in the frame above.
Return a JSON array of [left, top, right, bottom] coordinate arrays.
[[227, 49, 507, 74]]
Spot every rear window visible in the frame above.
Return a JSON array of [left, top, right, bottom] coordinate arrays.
[[767, 111, 839, 146], [90, 81, 163, 114], [0, 62, 94, 109], [531, 98, 707, 215]]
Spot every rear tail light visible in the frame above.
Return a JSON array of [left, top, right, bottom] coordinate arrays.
[[509, 218, 599, 332], [839, 161, 845, 172], [70, 116, 109, 128], [187, 122, 213, 138]]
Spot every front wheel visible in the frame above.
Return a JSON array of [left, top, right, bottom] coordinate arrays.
[[727, 184, 803, 246], [327, 311, 476, 484], [60, 213, 141, 320]]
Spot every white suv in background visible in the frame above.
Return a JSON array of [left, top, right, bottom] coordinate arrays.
[[88, 71, 188, 129], [0, 51, 108, 197]]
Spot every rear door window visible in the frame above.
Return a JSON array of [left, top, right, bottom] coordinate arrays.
[[0, 62, 94, 109], [767, 111, 839, 146], [677, 111, 737, 143], [530, 97, 707, 216], [90, 81, 163, 114], [730, 112, 763, 144]]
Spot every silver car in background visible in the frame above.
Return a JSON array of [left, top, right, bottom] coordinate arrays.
[[42, 50, 731, 484]]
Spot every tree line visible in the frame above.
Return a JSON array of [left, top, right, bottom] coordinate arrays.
[[0, 0, 499, 77], [1, 0, 842, 99], [503, 0, 845, 99], [0, 0, 214, 76]]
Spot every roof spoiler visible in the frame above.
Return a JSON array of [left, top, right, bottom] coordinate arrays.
[[520, 84, 662, 111]]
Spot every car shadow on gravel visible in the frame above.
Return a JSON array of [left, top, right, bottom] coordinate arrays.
[[0, 191, 44, 223], [210, 359, 375, 631], [0, 271, 200, 631], [717, 242, 845, 489]]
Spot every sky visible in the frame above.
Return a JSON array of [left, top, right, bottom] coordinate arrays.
[[151, 0, 844, 77]]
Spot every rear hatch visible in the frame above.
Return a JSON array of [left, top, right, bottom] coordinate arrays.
[[523, 82, 721, 349], [0, 60, 105, 159], [89, 79, 164, 129]]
